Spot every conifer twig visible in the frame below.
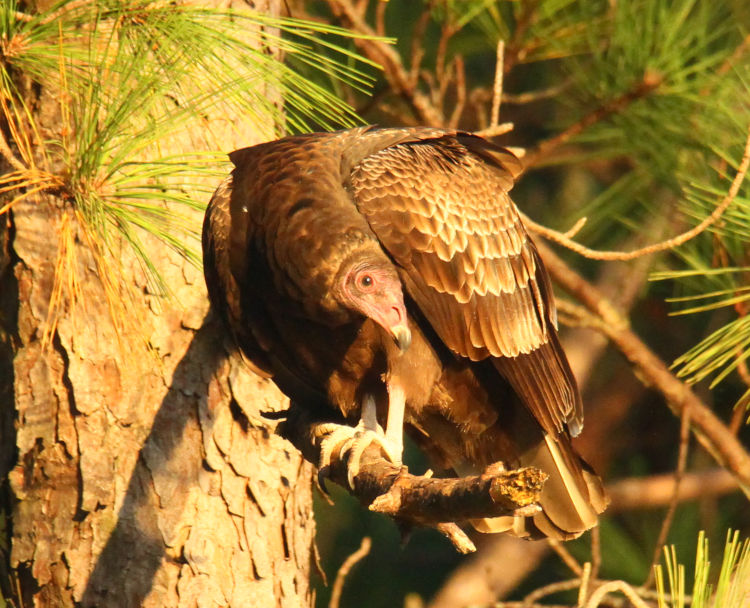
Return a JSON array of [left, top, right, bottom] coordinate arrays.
[[548, 538, 583, 576], [643, 407, 691, 588], [329, 537, 371, 608], [537, 242, 750, 490], [524, 123, 750, 260], [590, 526, 602, 584], [606, 469, 737, 510], [523, 70, 664, 168], [490, 40, 505, 128], [523, 579, 582, 604], [0, 128, 27, 173], [325, 0, 444, 126], [584, 581, 651, 608]]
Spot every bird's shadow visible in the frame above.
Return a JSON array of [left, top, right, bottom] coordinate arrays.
[[81, 316, 224, 607]]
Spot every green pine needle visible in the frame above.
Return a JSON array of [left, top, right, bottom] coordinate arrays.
[[654, 530, 750, 608], [1, 0, 379, 308]]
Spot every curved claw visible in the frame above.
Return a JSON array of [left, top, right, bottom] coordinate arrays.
[[345, 429, 403, 487], [314, 393, 405, 489]]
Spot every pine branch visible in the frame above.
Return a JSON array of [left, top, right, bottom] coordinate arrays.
[[278, 408, 546, 553], [537, 241, 750, 491], [522, 124, 750, 260], [522, 70, 664, 168], [325, 0, 444, 126], [0, 127, 26, 173], [606, 469, 737, 511]]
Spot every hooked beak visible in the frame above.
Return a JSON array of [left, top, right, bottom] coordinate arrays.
[[392, 324, 412, 353]]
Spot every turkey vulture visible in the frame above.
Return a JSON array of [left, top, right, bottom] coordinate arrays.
[[202, 126, 607, 539]]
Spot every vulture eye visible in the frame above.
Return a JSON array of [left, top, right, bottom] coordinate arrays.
[[357, 273, 374, 290]]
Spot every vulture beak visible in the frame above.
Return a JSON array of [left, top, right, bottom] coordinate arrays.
[[392, 324, 412, 353]]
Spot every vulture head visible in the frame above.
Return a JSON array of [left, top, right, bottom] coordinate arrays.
[[332, 247, 411, 353]]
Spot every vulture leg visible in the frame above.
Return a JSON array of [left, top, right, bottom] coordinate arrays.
[[318, 393, 404, 488], [383, 381, 405, 465]]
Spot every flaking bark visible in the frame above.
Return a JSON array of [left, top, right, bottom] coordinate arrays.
[[0, 2, 316, 606]]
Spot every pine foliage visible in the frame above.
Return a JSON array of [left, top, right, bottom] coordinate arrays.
[[0, 0, 373, 320]]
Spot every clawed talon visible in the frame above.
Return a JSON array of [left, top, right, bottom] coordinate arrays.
[[315, 395, 404, 488]]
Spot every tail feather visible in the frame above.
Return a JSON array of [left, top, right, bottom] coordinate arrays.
[[460, 434, 607, 540]]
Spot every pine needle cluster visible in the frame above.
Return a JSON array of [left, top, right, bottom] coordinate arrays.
[[0, 0, 373, 333]]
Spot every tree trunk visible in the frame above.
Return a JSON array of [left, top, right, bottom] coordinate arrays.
[[0, 2, 315, 607]]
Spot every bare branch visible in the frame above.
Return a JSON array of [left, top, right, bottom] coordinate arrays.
[[523, 578, 582, 604], [578, 562, 593, 606], [606, 469, 738, 511], [279, 409, 547, 553], [475, 122, 514, 138], [584, 580, 652, 608], [523, 71, 664, 168], [522, 123, 750, 260], [0, 128, 27, 173], [326, 0, 444, 125], [502, 80, 572, 105], [374, 0, 386, 36], [547, 538, 583, 577], [434, 523, 475, 554], [428, 537, 549, 608], [408, 10, 431, 87], [643, 407, 691, 588], [329, 537, 371, 608], [490, 40, 505, 128], [447, 57, 466, 130], [537, 241, 750, 490]]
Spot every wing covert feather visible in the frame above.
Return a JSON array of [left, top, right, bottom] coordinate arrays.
[[349, 133, 583, 435]]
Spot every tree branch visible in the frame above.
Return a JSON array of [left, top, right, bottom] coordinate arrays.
[[522, 71, 664, 168], [278, 408, 546, 552], [606, 469, 738, 511], [537, 241, 750, 492], [329, 537, 371, 608], [522, 123, 750, 260], [326, 0, 444, 126]]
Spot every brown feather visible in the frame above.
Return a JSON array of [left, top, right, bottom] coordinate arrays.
[[203, 126, 606, 541]]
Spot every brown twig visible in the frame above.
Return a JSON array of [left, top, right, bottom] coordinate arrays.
[[475, 122, 515, 138], [490, 40, 505, 128], [578, 562, 592, 606], [584, 580, 652, 608], [0, 127, 27, 173], [374, 0, 387, 36], [523, 70, 664, 168], [502, 80, 573, 105], [729, 390, 750, 435], [447, 56, 466, 130], [496, 604, 571, 608], [537, 241, 750, 491], [434, 523, 475, 554], [366, 462, 545, 525], [643, 407, 691, 588], [523, 578, 582, 604], [326, 0, 444, 126], [329, 537, 371, 608], [408, 10, 431, 87], [522, 123, 750, 260], [548, 538, 583, 576], [427, 537, 550, 608], [590, 526, 602, 585]]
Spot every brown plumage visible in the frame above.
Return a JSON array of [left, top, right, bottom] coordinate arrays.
[[202, 126, 607, 540]]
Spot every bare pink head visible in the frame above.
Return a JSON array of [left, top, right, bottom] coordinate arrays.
[[337, 261, 411, 352]]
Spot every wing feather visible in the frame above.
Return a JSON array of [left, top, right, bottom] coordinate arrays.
[[349, 132, 583, 435]]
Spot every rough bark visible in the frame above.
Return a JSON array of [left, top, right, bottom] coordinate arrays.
[[0, 2, 315, 607]]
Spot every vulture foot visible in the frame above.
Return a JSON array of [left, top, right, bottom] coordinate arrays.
[[317, 395, 404, 488]]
